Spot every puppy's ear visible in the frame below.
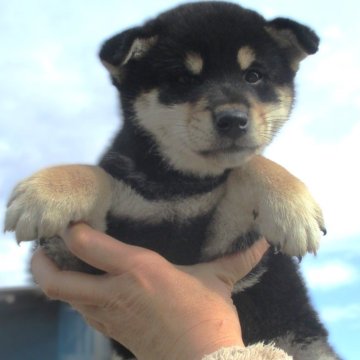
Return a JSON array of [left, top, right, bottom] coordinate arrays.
[[99, 27, 157, 79], [266, 18, 319, 70]]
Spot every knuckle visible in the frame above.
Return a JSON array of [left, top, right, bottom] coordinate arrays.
[[67, 225, 92, 254], [120, 259, 163, 291]]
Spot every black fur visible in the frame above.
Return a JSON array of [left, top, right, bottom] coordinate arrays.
[[234, 252, 329, 343], [106, 212, 212, 265], [99, 132, 230, 200]]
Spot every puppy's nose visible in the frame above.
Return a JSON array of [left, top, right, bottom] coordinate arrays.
[[214, 110, 249, 138]]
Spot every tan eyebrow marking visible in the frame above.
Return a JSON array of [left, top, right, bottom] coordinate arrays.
[[237, 46, 256, 70], [185, 52, 203, 75]]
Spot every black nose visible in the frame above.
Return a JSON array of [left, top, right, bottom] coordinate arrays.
[[214, 110, 249, 139]]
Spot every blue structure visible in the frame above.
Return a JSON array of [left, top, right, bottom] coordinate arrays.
[[0, 287, 111, 360]]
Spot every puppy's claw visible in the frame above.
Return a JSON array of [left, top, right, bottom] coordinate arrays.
[[320, 226, 327, 236]]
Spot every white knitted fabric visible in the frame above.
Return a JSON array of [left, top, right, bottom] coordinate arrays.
[[201, 343, 293, 360]]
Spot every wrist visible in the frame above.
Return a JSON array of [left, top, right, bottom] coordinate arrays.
[[171, 318, 245, 360]]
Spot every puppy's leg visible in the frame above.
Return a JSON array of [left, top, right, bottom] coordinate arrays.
[[205, 155, 325, 259], [4, 165, 113, 242], [239, 155, 325, 256]]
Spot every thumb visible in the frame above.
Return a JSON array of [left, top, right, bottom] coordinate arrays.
[[211, 238, 270, 287]]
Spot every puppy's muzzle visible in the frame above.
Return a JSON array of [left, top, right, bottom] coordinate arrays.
[[214, 110, 249, 139]]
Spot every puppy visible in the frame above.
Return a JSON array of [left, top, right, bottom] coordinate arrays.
[[5, 2, 340, 359]]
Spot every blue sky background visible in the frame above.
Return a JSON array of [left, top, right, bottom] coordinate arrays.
[[0, 1, 359, 359]]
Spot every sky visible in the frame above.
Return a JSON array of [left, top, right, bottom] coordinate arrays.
[[0, 0, 359, 359]]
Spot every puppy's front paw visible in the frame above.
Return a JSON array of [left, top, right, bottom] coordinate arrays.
[[258, 188, 325, 256], [4, 165, 112, 242]]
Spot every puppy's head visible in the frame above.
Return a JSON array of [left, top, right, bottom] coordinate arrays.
[[100, 2, 319, 176]]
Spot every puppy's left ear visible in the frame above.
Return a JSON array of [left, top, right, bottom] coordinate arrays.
[[99, 27, 157, 80], [266, 18, 320, 70]]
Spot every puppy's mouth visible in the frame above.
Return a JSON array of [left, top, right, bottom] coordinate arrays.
[[199, 144, 259, 156]]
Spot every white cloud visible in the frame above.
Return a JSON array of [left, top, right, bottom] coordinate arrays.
[[0, 238, 32, 287], [303, 260, 357, 290], [320, 304, 360, 324], [308, 49, 360, 107]]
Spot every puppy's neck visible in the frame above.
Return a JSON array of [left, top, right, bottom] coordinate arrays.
[[99, 123, 229, 200]]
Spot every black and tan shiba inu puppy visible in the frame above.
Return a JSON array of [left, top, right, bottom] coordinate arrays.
[[5, 2, 340, 359]]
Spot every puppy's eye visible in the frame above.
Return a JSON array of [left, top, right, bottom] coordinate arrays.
[[244, 70, 263, 84]]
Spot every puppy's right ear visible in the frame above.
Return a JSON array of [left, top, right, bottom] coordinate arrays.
[[265, 18, 319, 71], [99, 27, 157, 80]]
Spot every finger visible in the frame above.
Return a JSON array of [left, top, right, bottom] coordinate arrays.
[[31, 248, 106, 304], [210, 238, 270, 286], [60, 223, 159, 274]]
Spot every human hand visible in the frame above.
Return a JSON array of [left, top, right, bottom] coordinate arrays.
[[31, 223, 270, 360]]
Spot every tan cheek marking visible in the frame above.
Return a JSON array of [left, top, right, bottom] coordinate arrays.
[[237, 46, 256, 70], [249, 86, 293, 143], [250, 100, 267, 131], [188, 98, 211, 123], [134, 90, 191, 136], [185, 52, 203, 75], [265, 86, 293, 127], [276, 86, 294, 109]]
